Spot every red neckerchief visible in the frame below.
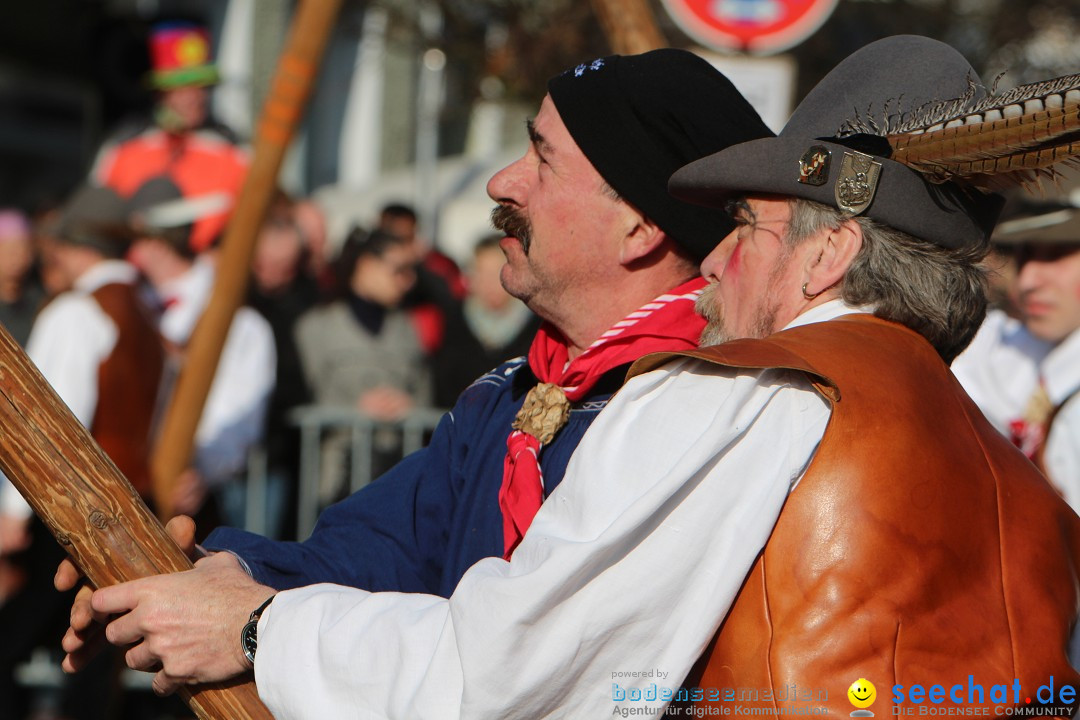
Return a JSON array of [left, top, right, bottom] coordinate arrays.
[[499, 277, 707, 558]]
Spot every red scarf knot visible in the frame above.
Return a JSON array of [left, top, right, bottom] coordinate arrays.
[[498, 277, 707, 558]]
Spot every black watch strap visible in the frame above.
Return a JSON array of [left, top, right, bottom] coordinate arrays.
[[241, 594, 276, 665]]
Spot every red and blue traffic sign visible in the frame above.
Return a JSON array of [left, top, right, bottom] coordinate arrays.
[[661, 0, 839, 55]]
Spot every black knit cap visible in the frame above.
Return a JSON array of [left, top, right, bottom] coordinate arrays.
[[548, 49, 774, 260]]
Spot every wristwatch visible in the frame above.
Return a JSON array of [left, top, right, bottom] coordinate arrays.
[[241, 595, 276, 665]]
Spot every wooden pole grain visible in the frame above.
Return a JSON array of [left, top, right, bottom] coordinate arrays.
[[151, 0, 343, 516], [590, 0, 667, 55], [0, 322, 273, 719]]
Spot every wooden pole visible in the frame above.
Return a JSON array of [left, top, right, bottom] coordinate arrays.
[[0, 324, 273, 719], [151, 0, 343, 516], [590, 0, 667, 54]]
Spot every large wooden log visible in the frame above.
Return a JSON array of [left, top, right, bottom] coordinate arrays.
[[590, 0, 667, 55], [0, 323, 273, 718], [151, 0, 343, 516]]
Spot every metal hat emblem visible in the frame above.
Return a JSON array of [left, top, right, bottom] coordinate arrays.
[[798, 145, 830, 186], [835, 150, 882, 216]]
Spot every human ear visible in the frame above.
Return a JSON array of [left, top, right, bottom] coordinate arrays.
[[618, 215, 666, 266], [802, 219, 862, 298]]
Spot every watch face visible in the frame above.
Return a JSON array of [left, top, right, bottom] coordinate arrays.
[[242, 620, 259, 664]]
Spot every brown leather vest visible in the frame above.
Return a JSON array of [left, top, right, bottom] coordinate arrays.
[[630, 315, 1080, 717], [90, 283, 165, 499]]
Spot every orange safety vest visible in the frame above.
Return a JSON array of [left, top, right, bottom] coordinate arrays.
[[95, 126, 248, 253]]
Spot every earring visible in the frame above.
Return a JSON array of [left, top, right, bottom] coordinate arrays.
[[802, 283, 820, 300]]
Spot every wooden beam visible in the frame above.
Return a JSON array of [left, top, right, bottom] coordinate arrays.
[[0, 321, 273, 719], [590, 0, 667, 55], [151, 0, 343, 516]]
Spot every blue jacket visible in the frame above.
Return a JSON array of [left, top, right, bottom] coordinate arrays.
[[204, 357, 625, 598]]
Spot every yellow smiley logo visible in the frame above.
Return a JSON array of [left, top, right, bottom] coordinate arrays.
[[848, 678, 877, 709]]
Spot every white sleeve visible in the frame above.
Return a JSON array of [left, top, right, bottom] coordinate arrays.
[[950, 309, 1046, 434], [254, 359, 831, 719], [3, 295, 116, 522], [193, 308, 276, 484], [1044, 394, 1080, 514], [25, 294, 116, 428]]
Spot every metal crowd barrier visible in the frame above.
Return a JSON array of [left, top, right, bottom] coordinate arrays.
[[286, 405, 447, 538]]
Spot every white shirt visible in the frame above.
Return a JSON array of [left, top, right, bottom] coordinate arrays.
[[952, 309, 1080, 510], [253, 301, 865, 719], [950, 309, 1052, 435], [0, 260, 138, 521], [157, 257, 276, 485]]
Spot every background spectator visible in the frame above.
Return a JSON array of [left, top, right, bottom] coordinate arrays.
[[432, 235, 539, 407], [28, 204, 71, 300], [0, 185, 164, 720], [0, 210, 45, 347], [91, 21, 248, 255], [952, 175, 1080, 510], [378, 202, 463, 355], [127, 175, 275, 530], [295, 228, 431, 502], [294, 198, 334, 296], [249, 190, 319, 539]]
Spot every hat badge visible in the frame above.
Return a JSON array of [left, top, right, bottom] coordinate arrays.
[[798, 145, 831, 186], [835, 150, 882, 216]]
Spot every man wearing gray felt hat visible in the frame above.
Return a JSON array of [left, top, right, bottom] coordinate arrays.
[[631, 34, 1080, 715], [53, 185, 136, 259], [5, 185, 164, 500]]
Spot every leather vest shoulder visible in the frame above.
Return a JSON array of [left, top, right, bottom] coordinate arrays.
[[90, 283, 165, 499], [632, 315, 1080, 715]]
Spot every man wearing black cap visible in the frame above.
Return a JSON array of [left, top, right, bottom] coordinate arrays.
[[149, 49, 769, 581], [59, 49, 778, 712]]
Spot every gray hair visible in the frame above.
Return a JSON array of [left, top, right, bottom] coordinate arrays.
[[787, 198, 988, 363]]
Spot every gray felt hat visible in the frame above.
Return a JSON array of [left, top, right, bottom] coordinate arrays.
[[992, 176, 1080, 246], [56, 185, 133, 258], [127, 175, 230, 255], [669, 35, 1005, 249]]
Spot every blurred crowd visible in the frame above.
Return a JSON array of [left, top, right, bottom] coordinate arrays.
[[2, 16, 1080, 720], [0, 21, 537, 720]]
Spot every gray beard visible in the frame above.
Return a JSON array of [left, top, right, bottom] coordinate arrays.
[[695, 284, 732, 346], [694, 250, 791, 347], [697, 295, 782, 346], [698, 321, 732, 347]]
